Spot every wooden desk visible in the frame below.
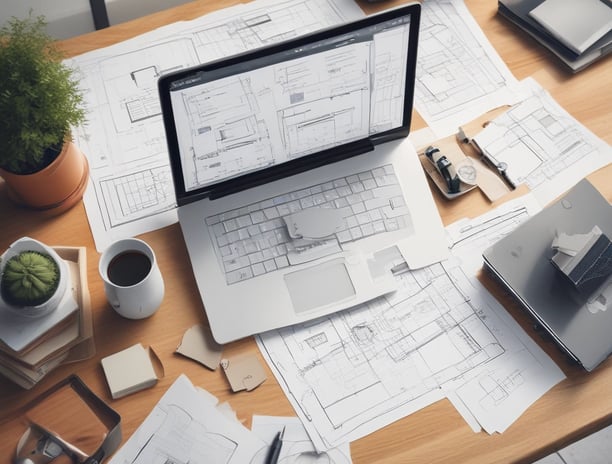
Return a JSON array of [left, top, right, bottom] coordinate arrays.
[[0, 1, 610, 462]]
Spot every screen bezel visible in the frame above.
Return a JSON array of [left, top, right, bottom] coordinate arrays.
[[158, 3, 421, 204]]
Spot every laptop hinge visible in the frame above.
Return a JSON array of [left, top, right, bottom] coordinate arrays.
[[208, 138, 375, 200]]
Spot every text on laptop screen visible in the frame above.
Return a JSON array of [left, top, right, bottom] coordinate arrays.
[[167, 13, 414, 193]]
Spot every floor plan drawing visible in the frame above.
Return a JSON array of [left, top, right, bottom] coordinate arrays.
[[99, 166, 174, 227], [472, 78, 612, 205], [109, 375, 266, 464], [171, 39, 377, 190], [192, 0, 359, 61], [414, 0, 520, 136], [274, 44, 371, 158], [124, 404, 239, 463], [370, 24, 410, 134], [257, 196, 564, 450], [67, 0, 365, 251], [173, 45, 372, 187], [177, 76, 275, 188]]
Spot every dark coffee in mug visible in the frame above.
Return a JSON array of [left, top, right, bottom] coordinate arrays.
[[107, 251, 152, 287]]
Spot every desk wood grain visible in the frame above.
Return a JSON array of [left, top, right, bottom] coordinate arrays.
[[0, 1, 610, 463]]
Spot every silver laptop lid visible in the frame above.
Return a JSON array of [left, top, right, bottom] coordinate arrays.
[[158, 4, 421, 204], [482, 179, 612, 371]]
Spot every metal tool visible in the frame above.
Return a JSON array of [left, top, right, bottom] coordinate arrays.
[[425, 146, 462, 194]]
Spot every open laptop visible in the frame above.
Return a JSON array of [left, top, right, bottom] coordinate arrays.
[[159, 4, 444, 343]]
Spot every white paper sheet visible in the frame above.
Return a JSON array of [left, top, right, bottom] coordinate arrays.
[[472, 77, 612, 206], [256, 193, 565, 449], [66, 0, 365, 251], [414, 0, 521, 137], [444, 195, 566, 433], [108, 374, 266, 463]]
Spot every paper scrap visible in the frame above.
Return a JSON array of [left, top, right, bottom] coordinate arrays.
[[176, 324, 223, 370], [101, 343, 164, 399], [221, 354, 266, 392]]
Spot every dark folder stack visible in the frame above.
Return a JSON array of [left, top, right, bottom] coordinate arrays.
[[498, 0, 612, 72]]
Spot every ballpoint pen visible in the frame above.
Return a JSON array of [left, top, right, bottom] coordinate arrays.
[[265, 426, 285, 464], [466, 136, 516, 191], [494, 161, 516, 190]]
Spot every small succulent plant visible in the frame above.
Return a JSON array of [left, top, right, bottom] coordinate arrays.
[[1, 251, 60, 306]]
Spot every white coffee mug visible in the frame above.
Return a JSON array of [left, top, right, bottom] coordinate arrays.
[[98, 238, 164, 319]]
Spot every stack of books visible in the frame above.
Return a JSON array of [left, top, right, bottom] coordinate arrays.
[[0, 247, 95, 389], [498, 0, 612, 72]]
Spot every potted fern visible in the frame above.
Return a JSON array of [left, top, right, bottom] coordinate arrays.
[[0, 14, 89, 213], [0, 237, 69, 318]]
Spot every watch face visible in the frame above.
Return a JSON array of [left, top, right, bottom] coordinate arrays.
[[497, 161, 508, 173], [456, 160, 478, 185]]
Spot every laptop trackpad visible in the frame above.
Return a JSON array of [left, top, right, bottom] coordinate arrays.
[[284, 259, 355, 313]]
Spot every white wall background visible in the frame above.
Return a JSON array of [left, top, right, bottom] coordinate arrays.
[[106, 0, 194, 26], [0, 0, 96, 39], [1, 0, 193, 39]]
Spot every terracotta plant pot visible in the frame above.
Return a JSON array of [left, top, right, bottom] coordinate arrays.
[[0, 140, 89, 215]]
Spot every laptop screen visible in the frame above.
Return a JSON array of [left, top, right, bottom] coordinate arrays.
[[159, 4, 420, 204]]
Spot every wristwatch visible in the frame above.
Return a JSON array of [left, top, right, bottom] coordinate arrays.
[[425, 146, 462, 194]]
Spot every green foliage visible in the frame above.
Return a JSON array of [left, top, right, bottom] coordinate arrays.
[[1, 251, 60, 306], [0, 14, 86, 174]]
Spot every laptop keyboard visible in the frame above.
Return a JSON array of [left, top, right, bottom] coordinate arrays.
[[206, 164, 413, 284]]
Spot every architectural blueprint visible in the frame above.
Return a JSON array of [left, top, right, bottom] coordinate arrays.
[[108, 374, 266, 463], [68, 0, 535, 251], [257, 194, 565, 450], [171, 41, 377, 190], [67, 0, 365, 251], [415, 0, 521, 136], [472, 78, 612, 206], [108, 376, 354, 464]]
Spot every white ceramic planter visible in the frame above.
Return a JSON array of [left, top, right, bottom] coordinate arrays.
[[0, 237, 69, 318]]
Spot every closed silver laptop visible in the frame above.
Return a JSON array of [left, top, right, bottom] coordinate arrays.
[[483, 179, 612, 371]]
